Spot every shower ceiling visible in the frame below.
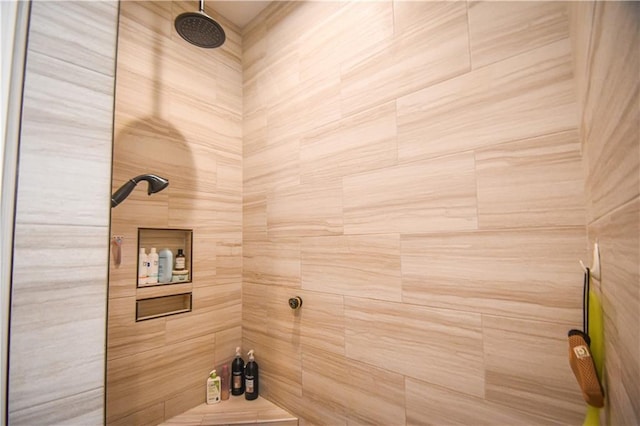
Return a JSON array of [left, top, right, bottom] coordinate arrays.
[[212, 1, 271, 28]]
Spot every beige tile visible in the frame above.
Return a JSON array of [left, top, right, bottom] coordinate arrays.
[[300, 102, 397, 184], [401, 228, 587, 322], [483, 315, 585, 423], [341, 1, 469, 116], [476, 130, 585, 229], [301, 234, 401, 302], [582, 2, 640, 222], [267, 182, 343, 237], [302, 349, 405, 425], [164, 384, 205, 423], [29, 0, 119, 75], [406, 377, 566, 426], [108, 402, 165, 426], [9, 387, 104, 426], [107, 296, 166, 361], [213, 326, 242, 366], [567, 1, 595, 123], [214, 239, 243, 285], [343, 153, 477, 234], [243, 190, 268, 242], [107, 335, 215, 423], [9, 224, 108, 411], [17, 51, 114, 226], [244, 239, 301, 288], [468, 1, 569, 69], [297, 290, 345, 356], [345, 297, 484, 398], [589, 198, 640, 420], [244, 136, 300, 192], [397, 38, 577, 162]]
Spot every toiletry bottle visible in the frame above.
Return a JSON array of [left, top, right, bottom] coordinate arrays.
[[138, 248, 148, 285], [206, 369, 221, 404], [231, 346, 245, 395], [147, 247, 159, 284], [220, 364, 230, 401], [158, 248, 173, 284], [175, 249, 186, 270], [244, 350, 259, 400]]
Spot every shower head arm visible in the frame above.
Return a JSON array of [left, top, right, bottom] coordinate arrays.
[[199, 0, 205, 13], [111, 174, 169, 208]]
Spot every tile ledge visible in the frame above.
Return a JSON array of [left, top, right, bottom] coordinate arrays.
[[161, 396, 298, 426]]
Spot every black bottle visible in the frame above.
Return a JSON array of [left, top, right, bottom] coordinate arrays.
[[231, 346, 245, 395], [244, 349, 259, 400]]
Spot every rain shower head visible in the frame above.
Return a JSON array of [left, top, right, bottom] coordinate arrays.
[[175, 0, 226, 48], [111, 174, 169, 208]]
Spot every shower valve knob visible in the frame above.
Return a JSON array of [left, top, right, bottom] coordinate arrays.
[[288, 296, 302, 310]]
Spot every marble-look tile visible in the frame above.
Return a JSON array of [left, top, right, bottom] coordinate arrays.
[[343, 153, 477, 234], [397, 38, 577, 162], [581, 2, 640, 222], [243, 190, 267, 241], [401, 228, 587, 323], [9, 224, 108, 411], [300, 102, 397, 184], [567, 1, 595, 125], [483, 315, 585, 423], [244, 136, 300, 191], [164, 384, 205, 423], [107, 334, 215, 423], [267, 182, 343, 237], [406, 377, 566, 426], [476, 130, 585, 229], [244, 239, 301, 287], [213, 326, 242, 366], [589, 198, 640, 421], [297, 290, 345, 356], [344, 297, 484, 398], [301, 234, 401, 302], [10, 387, 104, 426], [29, 0, 119, 76], [214, 239, 242, 285], [341, 1, 469, 116], [17, 51, 114, 226], [302, 349, 405, 425], [468, 1, 569, 69]]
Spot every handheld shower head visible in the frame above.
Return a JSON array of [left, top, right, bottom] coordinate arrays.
[[111, 174, 169, 208]]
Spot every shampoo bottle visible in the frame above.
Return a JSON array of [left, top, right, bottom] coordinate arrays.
[[244, 350, 259, 401], [147, 247, 159, 284], [206, 369, 221, 404], [158, 248, 173, 284], [220, 364, 230, 401], [138, 248, 148, 285], [231, 346, 245, 395]]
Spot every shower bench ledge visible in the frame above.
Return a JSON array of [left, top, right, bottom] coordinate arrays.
[[161, 395, 298, 426]]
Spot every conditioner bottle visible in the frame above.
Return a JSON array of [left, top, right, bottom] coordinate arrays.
[[147, 247, 159, 284], [231, 347, 245, 395], [244, 350, 259, 401]]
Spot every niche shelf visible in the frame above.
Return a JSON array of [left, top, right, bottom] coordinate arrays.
[[137, 227, 193, 288], [136, 293, 192, 321]]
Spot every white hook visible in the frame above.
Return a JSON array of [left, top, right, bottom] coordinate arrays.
[[580, 240, 601, 281]]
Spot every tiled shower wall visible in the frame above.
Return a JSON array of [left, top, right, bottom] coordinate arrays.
[[570, 2, 640, 424], [8, 1, 118, 423], [106, 2, 243, 424], [242, 2, 589, 424]]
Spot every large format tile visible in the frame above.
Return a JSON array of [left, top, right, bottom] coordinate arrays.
[[345, 297, 484, 397], [483, 315, 584, 423], [589, 198, 640, 421], [397, 38, 577, 162], [581, 2, 640, 222], [468, 1, 569, 68], [340, 1, 470, 116], [9, 224, 108, 412], [401, 228, 587, 322], [244, 239, 301, 288], [476, 130, 585, 229], [302, 349, 405, 425], [17, 52, 114, 226], [29, 0, 119, 75], [343, 153, 477, 234], [267, 182, 343, 237], [301, 234, 401, 302], [9, 387, 104, 426]]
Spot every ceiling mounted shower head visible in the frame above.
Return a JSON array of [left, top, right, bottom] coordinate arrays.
[[111, 174, 169, 208], [175, 0, 226, 49]]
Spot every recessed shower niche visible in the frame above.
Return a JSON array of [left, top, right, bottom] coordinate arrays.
[[135, 228, 193, 321]]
